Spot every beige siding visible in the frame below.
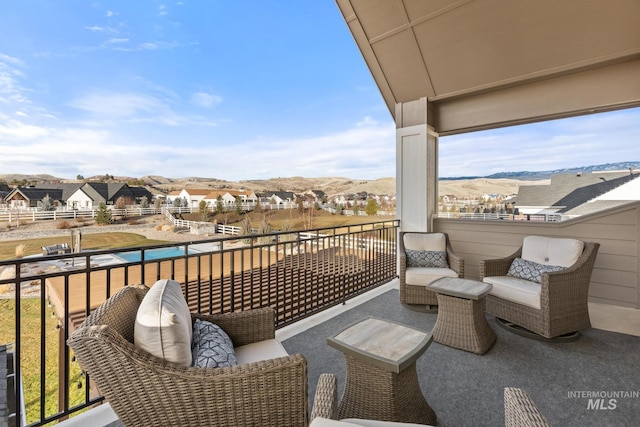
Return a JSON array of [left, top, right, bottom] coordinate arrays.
[[434, 201, 639, 308]]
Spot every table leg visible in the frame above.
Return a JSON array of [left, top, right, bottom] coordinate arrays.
[[433, 294, 496, 354], [337, 354, 437, 424]]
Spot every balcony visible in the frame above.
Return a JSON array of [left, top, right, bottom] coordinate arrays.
[[1, 204, 639, 426]]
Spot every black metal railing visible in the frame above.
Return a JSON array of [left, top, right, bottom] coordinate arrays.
[[0, 219, 399, 426]]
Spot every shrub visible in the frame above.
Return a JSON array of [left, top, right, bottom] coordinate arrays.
[[94, 202, 112, 226], [15, 244, 27, 258], [57, 220, 71, 229], [127, 218, 140, 225]]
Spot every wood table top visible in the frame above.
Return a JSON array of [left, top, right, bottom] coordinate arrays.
[[425, 277, 493, 300], [327, 317, 432, 373]]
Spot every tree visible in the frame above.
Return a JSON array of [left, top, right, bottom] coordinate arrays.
[[114, 196, 133, 219], [257, 217, 273, 245], [235, 197, 243, 214], [139, 196, 150, 209], [215, 195, 224, 215], [352, 202, 360, 216], [94, 202, 112, 225], [199, 200, 210, 221], [365, 199, 378, 216], [76, 174, 84, 180], [239, 215, 253, 244], [38, 194, 55, 211], [173, 197, 183, 208]]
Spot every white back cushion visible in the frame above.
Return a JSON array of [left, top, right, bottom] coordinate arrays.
[[521, 236, 584, 267], [403, 233, 446, 252], [134, 279, 193, 367]]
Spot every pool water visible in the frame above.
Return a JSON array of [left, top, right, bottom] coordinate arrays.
[[118, 247, 192, 262]]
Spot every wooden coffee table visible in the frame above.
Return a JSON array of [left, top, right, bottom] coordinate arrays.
[[425, 277, 496, 354], [327, 317, 437, 424]]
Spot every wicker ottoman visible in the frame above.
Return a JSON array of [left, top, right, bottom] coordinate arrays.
[[426, 277, 496, 354], [327, 317, 437, 424]]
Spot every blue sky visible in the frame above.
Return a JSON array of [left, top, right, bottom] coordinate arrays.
[[0, 1, 638, 181]]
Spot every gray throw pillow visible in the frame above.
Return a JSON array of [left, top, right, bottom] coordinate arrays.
[[507, 257, 565, 284], [406, 249, 449, 268], [192, 319, 238, 368]]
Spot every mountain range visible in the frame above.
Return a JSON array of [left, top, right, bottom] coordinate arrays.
[[1, 161, 638, 199], [441, 161, 640, 181]]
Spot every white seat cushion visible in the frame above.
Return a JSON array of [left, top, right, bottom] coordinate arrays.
[[403, 233, 446, 252], [405, 267, 458, 286], [521, 236, 584, 267], [234, 338, 289, 365], [134, 279, 193, 367], [483, 276, 541, 309], [310, 418, 433, 427]]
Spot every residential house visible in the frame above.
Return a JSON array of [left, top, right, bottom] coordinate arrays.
[[5, 183, 153, 210], [129, 186, 155, 204], [170, 189, 212, 208], [258, 191, 295, 206], [66, 183, 151, 210], [516, 171, 640, 219], [4, 186, 70, 209]]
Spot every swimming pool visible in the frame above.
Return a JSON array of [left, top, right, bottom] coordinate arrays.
[[117, 246, 193, 262]]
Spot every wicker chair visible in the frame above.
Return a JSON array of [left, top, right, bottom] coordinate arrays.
[[504, 387, 550, 427], [399, 232, 464, 309], [312, 376, 550, 426], [67, 284, 316, 427], [481, 237, 600, 340]]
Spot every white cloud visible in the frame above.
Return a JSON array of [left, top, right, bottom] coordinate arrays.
[[70, 92, 167, 119], [191, 92, 222, 108], [439, 109, 640, 177]]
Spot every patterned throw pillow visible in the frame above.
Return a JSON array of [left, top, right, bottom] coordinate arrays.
[[507, 258, 565, 284], [405, 249, 449, 268], [192, 319, 238, 368]]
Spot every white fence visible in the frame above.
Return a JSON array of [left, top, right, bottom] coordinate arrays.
[[436, 212, 562, 222]]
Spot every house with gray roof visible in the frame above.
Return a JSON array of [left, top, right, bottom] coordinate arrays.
[[5, 184, 82, 208], [5, 183, 153, 210], [516, 170, 640, 219]]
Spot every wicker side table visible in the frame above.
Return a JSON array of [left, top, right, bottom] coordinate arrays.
[[426, 277, 497, 354], [327, 317, 436, 425]]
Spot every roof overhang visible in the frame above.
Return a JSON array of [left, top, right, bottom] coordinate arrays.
[[335, 0, 640, 135]]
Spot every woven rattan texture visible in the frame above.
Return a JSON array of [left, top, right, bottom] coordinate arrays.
[[482, 241, 600, 339], [68, 284, 309, 427], [504, 387, 551, 427], [399, 232, 464, 306], [337, 354, 437, 425], [433, 293, 496, 354]]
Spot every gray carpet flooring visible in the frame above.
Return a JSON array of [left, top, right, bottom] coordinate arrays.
[[282, 289, 640, 427]]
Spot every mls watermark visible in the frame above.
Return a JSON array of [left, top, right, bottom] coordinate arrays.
[[568, 390, 640, 410]]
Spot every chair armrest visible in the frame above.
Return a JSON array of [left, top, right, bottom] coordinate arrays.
[[539, 242, 600, 307], [310, 373, 338, 421], [195, 307, 275, 346], [446, 239, 464, 277], [504, 387, 550, 427], [480, 247, 522, 279]]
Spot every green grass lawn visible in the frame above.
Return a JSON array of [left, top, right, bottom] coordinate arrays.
[[0, 232, 170, 261], [0, 298, 85, 425]]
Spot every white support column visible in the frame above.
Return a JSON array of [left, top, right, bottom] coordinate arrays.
[[395, 97, 438, 232]]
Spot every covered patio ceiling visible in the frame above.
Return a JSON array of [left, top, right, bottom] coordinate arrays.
[[335, 0, 640, 135]]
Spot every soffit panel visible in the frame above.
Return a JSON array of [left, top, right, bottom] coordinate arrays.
[[414, 0, 640, 98], [349, 0, 407, 40], [372, 31, 434, 101], [403, 0, 463, 22], [337, 0, 640, 132]]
